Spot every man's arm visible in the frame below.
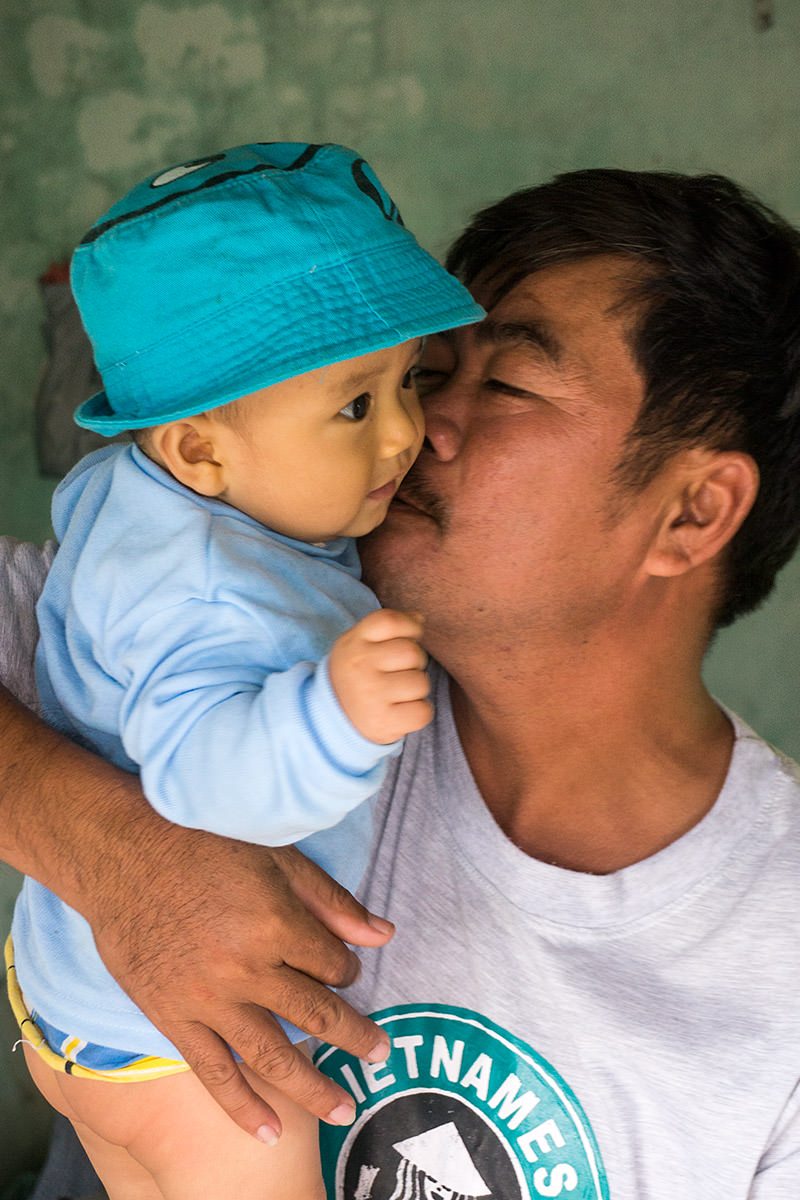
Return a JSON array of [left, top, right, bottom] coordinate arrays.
[[0, 685, 392, 1140]]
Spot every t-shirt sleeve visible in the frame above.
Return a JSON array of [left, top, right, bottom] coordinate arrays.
[[0, 538, 56, 712]]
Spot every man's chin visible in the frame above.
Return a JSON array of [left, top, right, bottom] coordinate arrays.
[[360, 489, 442, 596], [358, 521, 394, 595], [358, 510, 417, 595]]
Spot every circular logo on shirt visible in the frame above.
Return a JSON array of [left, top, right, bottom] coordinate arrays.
[[314, 1004, 609, 1199]]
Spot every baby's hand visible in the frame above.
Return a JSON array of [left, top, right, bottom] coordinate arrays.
[[328, 610, 432, 745]]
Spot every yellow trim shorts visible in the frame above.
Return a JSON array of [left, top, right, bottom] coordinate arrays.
[[4, 935, 189, 1082]]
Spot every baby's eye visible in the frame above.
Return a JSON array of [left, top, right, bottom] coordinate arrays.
[[339, 393, 371, 421]]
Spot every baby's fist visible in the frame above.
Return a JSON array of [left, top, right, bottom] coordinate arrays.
[[328, 610, 432, 744]]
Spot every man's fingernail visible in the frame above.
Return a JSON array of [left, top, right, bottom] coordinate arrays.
[[367, 913, 395, 935], [256, 1125, 280, 1146], [327, 1103, 356, 1125], [365, 1038, 390, 1063]]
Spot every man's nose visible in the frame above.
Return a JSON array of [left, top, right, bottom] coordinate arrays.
[[420, 387, 464, 462]]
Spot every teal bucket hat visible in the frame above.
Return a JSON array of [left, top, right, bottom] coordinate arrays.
[[71, 142, 485, 434]]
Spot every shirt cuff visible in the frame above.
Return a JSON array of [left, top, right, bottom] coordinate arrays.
[[301, 653, 403, 777]]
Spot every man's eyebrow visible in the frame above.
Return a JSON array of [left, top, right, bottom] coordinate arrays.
[[475, 317, 563, 365]]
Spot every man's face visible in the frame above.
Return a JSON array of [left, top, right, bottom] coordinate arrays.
[[360, 255, 661, 668]]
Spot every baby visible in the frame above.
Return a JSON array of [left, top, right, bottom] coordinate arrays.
[[7, 141, 483, 1199]]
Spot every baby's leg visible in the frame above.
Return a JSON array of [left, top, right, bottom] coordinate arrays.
[[23, 1043, 163, 1200], [23, 1042, 325, 1200]]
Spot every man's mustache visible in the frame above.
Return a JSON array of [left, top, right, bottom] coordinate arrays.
[[395, 466, 449, 529]]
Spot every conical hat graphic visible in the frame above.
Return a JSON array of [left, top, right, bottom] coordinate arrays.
[[392, 1122, 491, 1196]]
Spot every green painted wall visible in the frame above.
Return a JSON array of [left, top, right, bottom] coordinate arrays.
[[1, 0, 799, 1187]]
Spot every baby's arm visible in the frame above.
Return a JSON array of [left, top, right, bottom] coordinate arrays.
[[116, 599, 422, 846], [327, 608, 432, 743]]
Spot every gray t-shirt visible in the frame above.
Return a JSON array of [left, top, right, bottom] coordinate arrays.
[[315, 666, 800, 1200]]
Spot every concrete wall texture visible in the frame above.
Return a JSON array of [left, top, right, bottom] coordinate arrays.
[[1, 0, 799, 1186]]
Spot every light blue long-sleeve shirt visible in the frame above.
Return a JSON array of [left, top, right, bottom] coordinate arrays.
[[12, 444, 398, 1056]]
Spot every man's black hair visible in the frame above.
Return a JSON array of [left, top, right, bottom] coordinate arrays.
[[446, 169, 800, 628]]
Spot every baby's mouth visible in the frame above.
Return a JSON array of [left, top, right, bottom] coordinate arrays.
[[367, 478, 399, 502]]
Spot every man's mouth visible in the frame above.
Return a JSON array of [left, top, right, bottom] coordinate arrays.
[[392, 472, 448, 527], [391, 489, 425, 513]]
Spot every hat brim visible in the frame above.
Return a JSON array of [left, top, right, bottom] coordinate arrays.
[[74, 389, 134, 432]]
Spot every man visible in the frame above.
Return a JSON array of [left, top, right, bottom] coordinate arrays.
[[308, 170, 800, 1198], [5, 167, 800, 1197]]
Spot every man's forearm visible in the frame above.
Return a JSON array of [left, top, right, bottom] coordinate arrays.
[[0, 683, 146, 906]]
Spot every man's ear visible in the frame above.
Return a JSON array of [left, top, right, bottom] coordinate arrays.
[[647, 449, 759, 579], [148, 418, 226, 497]]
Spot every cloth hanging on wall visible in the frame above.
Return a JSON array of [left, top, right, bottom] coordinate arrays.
[[34, 264, 127, 479]]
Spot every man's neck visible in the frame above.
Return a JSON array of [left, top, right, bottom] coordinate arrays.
[[445, 639, 734, 875]]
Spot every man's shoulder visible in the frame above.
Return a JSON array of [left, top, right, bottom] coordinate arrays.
[[727, 710, 800, 826], [0, 536, 57, 593], [0, 536, 57, 709]]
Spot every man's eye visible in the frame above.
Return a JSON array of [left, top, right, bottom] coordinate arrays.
[[413, 367, 448, 396], [485, 378, 535, 398], [400, 364, 424, 388], [339, 393, 371, 421]]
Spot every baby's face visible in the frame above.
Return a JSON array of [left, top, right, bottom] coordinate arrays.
[[213, 339, 424, 543]]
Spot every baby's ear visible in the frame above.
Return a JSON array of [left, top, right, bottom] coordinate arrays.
[[149, 418, 226, 497]]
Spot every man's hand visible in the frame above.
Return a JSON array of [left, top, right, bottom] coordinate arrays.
[[88, 820, 395, 1144], [328, 609, 433, 744], [0, 691, 394, 1143], [94, 825, 393, 1142]]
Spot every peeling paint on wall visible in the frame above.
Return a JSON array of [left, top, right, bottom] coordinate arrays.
[[77, 90, 198, 171], [135, 4, 267, 87], [26, 15, 112, 99]]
